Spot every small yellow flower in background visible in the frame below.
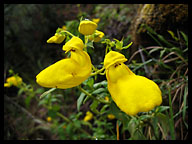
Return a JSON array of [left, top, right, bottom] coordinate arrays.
[[104, 96, 109, 102], [4, 75, 22, 87], [83, 111, 93, 122], [36, 36, 92, 89], [104, 51, 162, 116], [78, 20, 97, 35], [47, 33, 65, 44], [92, 18, 100, 24], [46, 116, 52, 122], [62, 25, 67, 31], [107, 114, 115, 120], [89, 30, 104, 42]]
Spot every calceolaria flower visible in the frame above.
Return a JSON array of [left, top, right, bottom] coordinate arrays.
[[78, 19, 97, 35], [4, 75, 22, 87], [46, 116, 52, 122], [47, 33, 65, 44], [36, 36, 92, 89], [83, 111, 93, 122], [107, 114, 115, 120], [92, 18, 100, 24], [89, 30, 104, 42], [104, 51, 162, 116]]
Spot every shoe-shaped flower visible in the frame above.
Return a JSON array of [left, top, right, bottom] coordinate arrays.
[[83, 111, 93, 122], [78, 20, 97, 35], [36, 36, 92, 89], [47, 33, 65, 44], [104, 51, 162, 116], [89, 30, 104, 42], [4, 75, 22, 87]]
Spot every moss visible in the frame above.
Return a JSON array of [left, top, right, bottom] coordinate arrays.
[[131, 4, 188, 47]]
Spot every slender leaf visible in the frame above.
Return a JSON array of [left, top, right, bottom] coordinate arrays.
[[77, 93, 86, 111]]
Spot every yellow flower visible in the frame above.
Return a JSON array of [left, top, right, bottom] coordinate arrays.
[[107, 114, 115, 120], [92, 18, 100, 24], [46, 116, 52, 122], [36, 36, 92, 89], [104, 96, 109, 102], [4, 75, 22, 87], [89, 30, 104, 42], [78, 20, 97, 35], [47, 33, 65, 44], [83, 111, 93, 122], [104, 51, 162, 116], [62, 25, 67, 30]]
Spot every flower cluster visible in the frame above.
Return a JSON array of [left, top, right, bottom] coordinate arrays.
[[4, 75, 22, 87], [36, 18, 162, 116]]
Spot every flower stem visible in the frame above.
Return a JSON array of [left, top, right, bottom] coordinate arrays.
[[78, 85, 110, 105], [90, 67, 105, 76], [84, 35, 88, 52], [61, 30, 75, 37]]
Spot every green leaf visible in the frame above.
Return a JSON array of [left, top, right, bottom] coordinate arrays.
[[83, 95, 90, 104], [56, 27, 62, 33], [86, 42, 94, 48], [25, 95, 33, 108], [87, 77, 94, 88], [160, 49, 166, 58], [90, 100, 99, 114], [77, 93, 86, 111], [17, 88, 24, 96], [180, 31, 188, 46], [122, 42, 133, 49], [81, 121, 92, 129], [156, 113, 170, 137], [34, 88, 45, 94], [40, 88, 56, 99], [167, 30, 179, 41], [92, 88, 106, 95], [93, 80, 108, 88], [138, 115, 152, 121], [155, 106, 170, 113]]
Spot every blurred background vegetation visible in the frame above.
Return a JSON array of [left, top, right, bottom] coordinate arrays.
[[4, 4, 188, 140]]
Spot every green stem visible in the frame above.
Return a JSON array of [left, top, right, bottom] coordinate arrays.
[[78, 85, 110, 105], [61, 30, 75, 37], [56, 112, 92, 137], [56, 112, 71, 123], [90, 67, 105, 76], [168, 87, 176, 140], [84, 35, 88, 52], [105, 45, 109, 55]]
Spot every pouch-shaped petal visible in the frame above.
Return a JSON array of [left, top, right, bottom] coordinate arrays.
[[104, 51, 162, 115], [47, 33, 65, 44], [36, 37, 92, 89], [78, 20, 97, 35]]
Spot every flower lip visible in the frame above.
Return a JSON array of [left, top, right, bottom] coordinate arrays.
[[104, 51, 127, 70], [62, 36, 84, 53]]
